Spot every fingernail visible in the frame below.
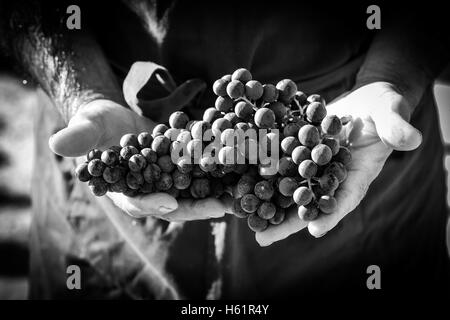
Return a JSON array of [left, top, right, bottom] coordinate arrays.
[[158, 206, 176, 214], [315, 231, 328, 238]]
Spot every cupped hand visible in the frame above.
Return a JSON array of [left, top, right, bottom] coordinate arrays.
[[256, 81, 422, 246], [48, 79, 231, 221]]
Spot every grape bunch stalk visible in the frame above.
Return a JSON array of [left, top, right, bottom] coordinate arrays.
[[75, 68, 352, 235]]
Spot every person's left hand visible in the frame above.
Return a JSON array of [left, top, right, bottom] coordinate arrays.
[[255, 81, 422, 246]]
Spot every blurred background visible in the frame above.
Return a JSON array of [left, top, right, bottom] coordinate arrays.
[[0, 67, 449, 299]]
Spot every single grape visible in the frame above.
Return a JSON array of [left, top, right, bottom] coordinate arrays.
[[324, 162, 347, 183], [333, 147, 352, 166], [151, 135, 171, 156], [293, 186, 313, 205], [191, 120, 212, 140], [298, 159, 317, 179], [311, 144, 332, 166], [155, 172, 173, 191], [126, 171, 144, 190], [172, 169, 192, 190], [306, 102, 327, 124], [120, 133, 140, 148], [128, 154, 147, 172], [87, 149, 102, 161], [321, 115, 342, 136], [176, 130, 192, 145], [203, 107, 222, 124], [221, 74, 232, 81], [190, 178, 211, 198], [235, 175, 256, 198], [152, 124, 169, 137], [75, 162, 91, 182], [143, 163, 161, 183], [241, 194, 260, 213], [277, 156, 297, 176], [283, 122, 303, 137], [199, 156, 217, 173], [278, 177, 299, 197], [227, 80, 245, 99], [87, 159, 106, 177], [267, 101, 287, 122], [232, 198, 249, 218], [88, 177, 108, 196], [185, 120, 198, 131], [318, 195, 337, 214], [120, 146, 139, 161], [254, 180, 275, 200], [257, 202, 276, 220], [101, 149, 119, 166], [215, 96, 234, 112], [247, 214, 268, 232], [102, 166, 124, 184], [292, 146, 311, 165], [212, 118, 232, 135], [231, 68, 252, 83], [274, 192, 295, 209], [213, 78, 229, 96], [269, 207, 286, 225], [261, 84, 279, 102], [245, 80, 263, 100], [137, 132, 153, 149], [319, 173, 339, 194], [164, 128, 181, 141], [254, 107, 276, 129], [281, 136, 301, 156], [276, 79, 297, 104], [140, 148, 158, 164], [234, 101, 254, 121], [223, 112, 241, 126], [321, 137, 340, 155], [298, 124, 320, 148], [298, 204, 319, 221], [169, 111, 189, 129], [157, 154, 175, 173]]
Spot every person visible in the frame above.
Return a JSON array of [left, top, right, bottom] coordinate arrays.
[[1, 0, 449, 299]]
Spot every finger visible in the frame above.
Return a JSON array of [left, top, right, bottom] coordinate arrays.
[[255, 209, 308, 246], [107, 192, 178, 218], [162, 197, 227, 221], [139, 79, 206, 121], [49, 118, 103, 157], [373, 109, 422, 151]]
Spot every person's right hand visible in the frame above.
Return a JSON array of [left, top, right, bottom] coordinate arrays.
[[49, 82, 232, 220]]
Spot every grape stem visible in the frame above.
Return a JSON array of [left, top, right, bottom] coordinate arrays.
[[307, 178, 316, 200]]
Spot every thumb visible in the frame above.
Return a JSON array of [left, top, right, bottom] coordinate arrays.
[[49, 117, 103, 157], [372, 103, 422, 151]]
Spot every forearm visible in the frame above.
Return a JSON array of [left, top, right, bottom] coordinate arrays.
[[0, 1, 123, 123], [355, 4, 450, 107]]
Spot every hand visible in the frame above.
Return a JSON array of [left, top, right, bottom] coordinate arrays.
[[49, 81, 230, 221], [256, 82, 422, 246]]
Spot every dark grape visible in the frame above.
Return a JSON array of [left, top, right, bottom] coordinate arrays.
[[87, 149, 102, 161], [137, 132, 153, 148], [152, 124, 169, 136], [215, 96, 234, 112], [298, 124, 320, 148], [103, 166, 124, 184], [257, 202, 276, 220], [120, 146, 139, 161], [278, 177, 299, 197], [292, 146, 311, 165], [306, 102, 327, 124], [281, 136, 301, 156], [298, 159, 317, 179], [128, 154, 147, 172], [157, 154, 175, 173], [241, 194, 260, 213], [333, 147, 352, 166], [247, 214, 268, 232], [75, 162, 91, 182], [318, 195, 337, 214], [321, 115, 342, 136], [120, 133, 139, 148], [87, 159, 106, 177], [190, 178, 211, 198], [254, 107, 275, 129], [223, 112, 241, 126], [245, 80, 263, 100], [254, 180, 275, 200], [274, 192, 295, 209], [231, 68, 252, 83], [203, 107, 222, 124], [277, 156, 297, 176], [262, 84, 279, 102], [298, 204, 319, 221], [141, 148, 158, 163], [232, 198, 249, 218], [311, 144, 332, 166], [227, 80, 245, 99], [172, 169, 191, 190], [151, 135, 171, 156], [234, 101, 254, 121], [88, 177, 108, 196], [293, 186, 313, 205], [319, 173, 339, 194], [101, 149, 119, 166], [213, 78, 229, 96], [276, 79, 297, 104], [126, 171, 144, 190], [269, 207, 286, 225], [177, 158, 193, 174], [155, 172, 173, 191], [268, 101, 287, 122], [322, 137, 340, 155], [324, 162, 347, 183], [109, 178, 128, 193]]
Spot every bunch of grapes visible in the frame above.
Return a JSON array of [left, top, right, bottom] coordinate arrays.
[[74, 67, 352, 236]]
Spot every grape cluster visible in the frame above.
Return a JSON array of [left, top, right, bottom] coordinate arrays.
[[74, 67, 352, 235]]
